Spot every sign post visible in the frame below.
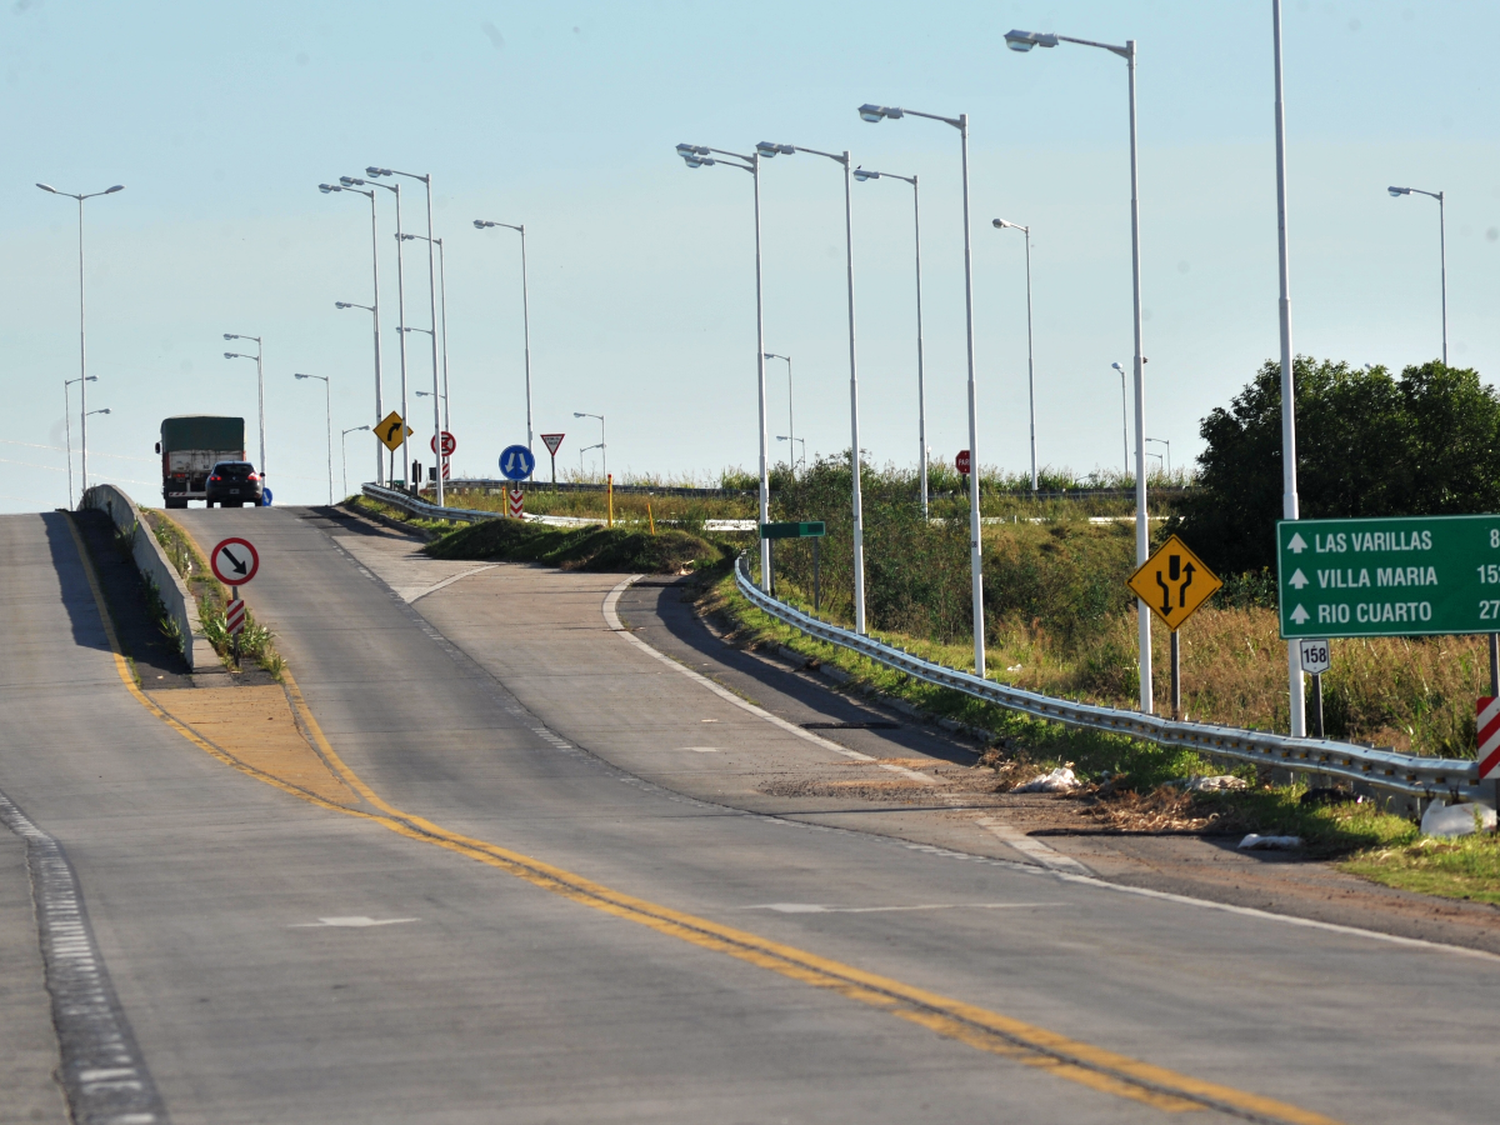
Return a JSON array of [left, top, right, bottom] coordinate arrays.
[[1298, 638, 1331, 738], [760, 522, 827, 610], [376, 410, 413, 486], [211, 537, 259, 668], [1126, 535, 1222, 720], [540, 433, 565, 486]]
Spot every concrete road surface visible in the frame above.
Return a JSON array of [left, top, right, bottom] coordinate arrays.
[[0, 503, 1495, 1124]]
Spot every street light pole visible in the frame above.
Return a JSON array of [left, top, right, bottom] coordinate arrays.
[[320, 181, 385, 484], [853, 167, 929, 518], [473, 220, 535, 462], [675, 144, 772, 593], [764, 353, 795, 480], [1146, 436, 1171, 477], [1387, 184, 1447, 365], [294, 373, 333, 504], [36, 182, 123, 495], [341, 425, 371, 499], [1004, 27, 1151, 711], [1110, 361, 1130, 475], [993, 219, 1038, 492], [1271, 0, 1306, 736], [223, 334, 266, 484], [756, 140, 867, 634], [63, 375, 97, 508], [857, 105, 981, 667], [574, 413, 606, 482]]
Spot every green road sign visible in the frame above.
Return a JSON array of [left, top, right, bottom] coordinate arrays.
[[1277, 514, 1500, 638], [760, 521, 826, 540]]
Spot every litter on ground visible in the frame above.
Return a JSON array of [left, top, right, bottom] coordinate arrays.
[[1012, 767, 1080, 794], [1420, 799, 1497, 839], [1238, 834, 1302, 850]]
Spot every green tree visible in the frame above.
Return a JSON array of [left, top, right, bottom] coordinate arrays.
[[1177, 358, 1500, 574]]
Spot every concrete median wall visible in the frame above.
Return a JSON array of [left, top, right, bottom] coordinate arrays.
[[80, 484, 219, 672]]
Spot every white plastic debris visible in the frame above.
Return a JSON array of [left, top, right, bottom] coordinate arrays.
[[1238, 833, 1303, 850], [1420, 800, 1498, 839], [1012, 767, 1080, 793], [1181, 775, 1249, 792]]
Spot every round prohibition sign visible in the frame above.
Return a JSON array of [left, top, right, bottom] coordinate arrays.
[[211, 537, 260, 586], [431, 430, 456, 457]]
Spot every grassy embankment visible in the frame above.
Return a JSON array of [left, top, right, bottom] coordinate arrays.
[[143, 510, 283, 675]]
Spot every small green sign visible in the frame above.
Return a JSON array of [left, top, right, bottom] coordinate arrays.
[[760, 521, 826, 540], [1277, 515, 1500, 638]]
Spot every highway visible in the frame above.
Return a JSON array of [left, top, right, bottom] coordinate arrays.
[[1, 504, 1497, 1124]]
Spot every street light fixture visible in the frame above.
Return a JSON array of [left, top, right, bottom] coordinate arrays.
[[1387, 185, 1448, 365], [1109, 362, 1130, 477], [36, 181, 124, 496], [993, 218, 1038, 493], [223, 334, 267, 484], [776, 434, 806, 474], [674, 141, 773, 593], [858, 102, 981, 667], [757, 138, 869, 634], [1004, 27, 1154, 713], [855, 166, 930, 517], [579, 442, 604, 481], [320, 180, 387, 485], [63, 374, 97, 508], [1145, 436, 1171, 477], [573, 412, 606, 482], [474, 219, 534, 461], [341, 425, 371, 499], [294, 373, 334, 505], [368, 165, 444, 506], [763, 353, 796, 481]]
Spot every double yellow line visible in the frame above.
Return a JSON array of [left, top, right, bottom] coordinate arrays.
[[64, 512, 1346, 1124]]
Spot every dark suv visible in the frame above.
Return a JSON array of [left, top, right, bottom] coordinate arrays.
[[205, 462, 263, 508]]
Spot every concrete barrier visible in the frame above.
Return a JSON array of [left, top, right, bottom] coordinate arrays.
[[80, 484, 220, 672]]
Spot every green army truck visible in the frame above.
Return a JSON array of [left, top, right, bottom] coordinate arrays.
[[156, 416, 246, 508]]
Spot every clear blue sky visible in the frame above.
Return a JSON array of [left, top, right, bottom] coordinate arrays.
[[5, 0, 1498, 508]]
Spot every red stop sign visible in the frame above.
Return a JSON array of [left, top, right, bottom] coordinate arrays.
[[956, 449, 971, 475]]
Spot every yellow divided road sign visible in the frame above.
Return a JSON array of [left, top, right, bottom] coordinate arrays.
[[376, 411, 413, 452], [1127, 534, 1222, 632]]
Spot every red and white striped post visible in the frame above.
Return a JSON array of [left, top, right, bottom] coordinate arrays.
[[508, 488, 524, 519]]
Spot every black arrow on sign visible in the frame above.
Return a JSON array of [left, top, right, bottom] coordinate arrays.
[[222, 548, 248, 576], [383, 419, 402, 443], [1156, 571, 1174, 617], [1179, 563, 1195, 607]]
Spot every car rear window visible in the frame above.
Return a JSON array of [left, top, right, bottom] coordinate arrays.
[[214, 463, 255, 474]]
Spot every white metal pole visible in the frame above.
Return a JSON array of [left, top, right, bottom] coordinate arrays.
[[1272, 0, 1306, 736], [256, 342, 266, 487], [959, 115, 985, 677], [64, 381, 74, 507], [601, 415, 607, 483], [324, 377, 333, 504], [77, 196, 89, 494], [753, 154, 772, 592], [913, 176, 928, 520], [787, 357, 795, 482], [1438, 191, 1447, 366], [1024, 229, 1037, 493], [437, 237, 450, 437], [393, 186, 410, 488], [843, 153, 867, 636], [1125, 40, 1152, 715], [422, 177, 443, 506], [519, 226, 534, 458], [367, 192, 385, 485]]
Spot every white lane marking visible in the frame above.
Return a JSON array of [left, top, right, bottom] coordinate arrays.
[[403, 564, 499, 603], [680, 746, 721, 753], [603, 577, 932, 784], [969, 815, 1093, 874], [289, 916, 420, 928], [0, 787, 168, 1124], [748, 902, 1066, 914]]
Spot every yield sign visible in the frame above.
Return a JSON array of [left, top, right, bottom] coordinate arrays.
[[540, 433, 565, 456], [1126, 534, 1222, 631], [376, 411, 413, 452], [211, 537, 260, 586]]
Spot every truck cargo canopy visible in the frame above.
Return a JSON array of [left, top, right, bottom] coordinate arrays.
[[160, 415, 245, 451]]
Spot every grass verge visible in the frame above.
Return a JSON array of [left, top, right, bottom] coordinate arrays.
[[425, 516, 726, 574], [143, 509, 284, 677], [1342, 828, 1500, 904]]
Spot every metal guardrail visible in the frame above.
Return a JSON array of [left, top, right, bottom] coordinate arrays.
[[734, 555, 1479, 799], [363, 483, 503, 524]]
